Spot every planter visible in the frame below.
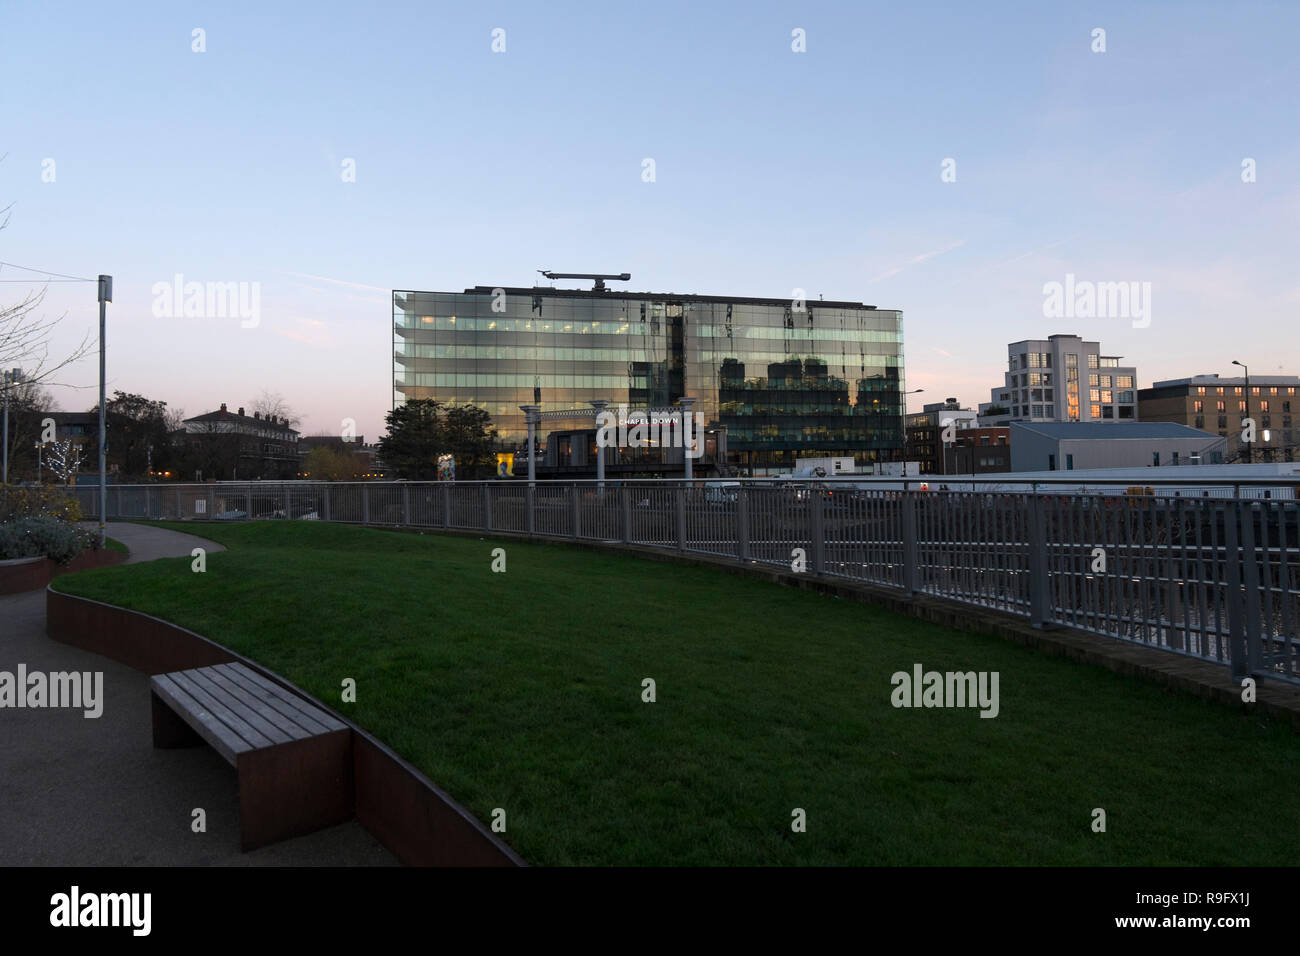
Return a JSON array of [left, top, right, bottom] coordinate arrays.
[[0, 548, 127, 595], [45, 589, 522, 866]]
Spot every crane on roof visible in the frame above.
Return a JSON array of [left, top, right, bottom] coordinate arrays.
[[538, 270, 631, 292]]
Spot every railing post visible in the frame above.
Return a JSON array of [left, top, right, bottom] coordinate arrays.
[[442, 483, 451, 528], [362, 483, 370, 525], [402, 484, 410, 526], [484, 484, 493, 531], [321, 484, 330, 523], [736, 484, 750, 561], [621, 485, 632, 544], [571, 482, 580, 539], [1238, 500, 1263, 675], [246, 485, 253, 521], [1224, 500, 1247, 678], [1028, 494, 1052, 629], [526, 484, 535, 536], [809, 489, 825, 574], [901, 489, 918, 596], [675, 483, 686, 552]]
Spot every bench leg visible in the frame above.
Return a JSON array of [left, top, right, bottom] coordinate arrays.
[[152, 691, 204, 749], [237, 730, 354, 851]]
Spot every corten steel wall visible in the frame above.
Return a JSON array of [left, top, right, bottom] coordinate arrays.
[[0, 548, 128, 595], [46, 590, 524, 867], [73, 478, 1300, 686]]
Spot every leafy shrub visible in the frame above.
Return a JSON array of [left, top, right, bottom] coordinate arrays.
[[0, 516, 95, 564], [0, 485, 84, 524]]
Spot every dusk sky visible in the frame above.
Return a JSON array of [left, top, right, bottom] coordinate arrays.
[[3, 0, 1297, 439]]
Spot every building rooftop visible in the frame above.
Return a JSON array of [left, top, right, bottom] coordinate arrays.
[[1147, 374, 1300, 389], [394, 286, 886, 312], [1010, 421, 1220, 440], [183, 404, 298, 434]]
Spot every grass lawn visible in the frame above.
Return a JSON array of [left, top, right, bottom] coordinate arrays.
[[103, 536, 128, 554], [54, 520, 1300, 865]]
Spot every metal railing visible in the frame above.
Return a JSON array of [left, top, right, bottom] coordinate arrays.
[[70, 476, 1300, 685]]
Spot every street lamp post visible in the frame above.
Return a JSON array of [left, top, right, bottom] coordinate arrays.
[[902, 387, 924, 467], [519, 404, 540, 488], [2, 368, 21, 485], [589, 400, 608, 491], [98, 276, 112, 547], [1232, 360, 1251, 465]]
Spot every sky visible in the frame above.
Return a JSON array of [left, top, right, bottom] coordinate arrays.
[[2, 0, 1297, 439]]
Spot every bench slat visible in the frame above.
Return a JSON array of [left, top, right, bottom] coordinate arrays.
[[217, 663, 346, 734], [198, 666, 320, 740], [167, 671, 276, 752], [186, 668, 299, 746], [151, 674, 252, 763]]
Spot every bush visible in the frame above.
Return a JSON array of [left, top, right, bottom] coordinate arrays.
[[0, 516, 95, 564], [0, 485, 84, 524]]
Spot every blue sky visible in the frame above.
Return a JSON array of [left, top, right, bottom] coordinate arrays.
[[3, 0, 1297, 438]]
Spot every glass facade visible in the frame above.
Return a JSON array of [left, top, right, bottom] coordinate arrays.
[[393, 286, 905, 470]]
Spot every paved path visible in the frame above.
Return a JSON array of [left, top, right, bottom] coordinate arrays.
[[0, 522, 395, 865]]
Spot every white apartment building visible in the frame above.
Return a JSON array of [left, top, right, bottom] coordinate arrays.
[[979, 334, 1138, 425]]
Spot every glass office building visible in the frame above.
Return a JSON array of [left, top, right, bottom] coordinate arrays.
[[393, 285, 905, 472]]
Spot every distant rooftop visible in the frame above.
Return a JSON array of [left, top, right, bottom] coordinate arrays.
[[394, 286, 886, 311], [1148, 373, 1300, 389], [1010, 421, 1220, 440]]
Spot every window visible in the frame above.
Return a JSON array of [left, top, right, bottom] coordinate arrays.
[[1172, 451, 1179, 465], [1194, 416, 1204, 428], [1101, 357, 1119, 368], [1066, 454, 1074, 470], [1100, 375, 1112, 387], [1089, 374, 1100, 387], [1193, 401, 1203, 413], [1090, 403, 1101, 418], [1088, 354, 1099, 369], [1153, 452, 1160, 466], [1101, 390, 1113, 403], [1117, 375, 1134, 388], [1217, 400, 1226, 412], [1261, 401, 1270, 413], [1196, 386, 1206, 395], [1102, 406, 1114, 419], [1066, 353, 1078, 367], [1238, 401, 1247, 413], [1048, 454, 1056, 471], [1118, 406, 1134, 419], [1118, 391, 1134, 403]]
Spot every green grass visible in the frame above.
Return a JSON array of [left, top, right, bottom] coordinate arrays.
[[102, 536, 128, 554], [55, 520, 1300, 865]]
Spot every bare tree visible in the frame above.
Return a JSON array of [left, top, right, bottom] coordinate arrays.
[[0, 197, 93, 391], [250, 389, 301, 430], [45, 437, 83, 484]]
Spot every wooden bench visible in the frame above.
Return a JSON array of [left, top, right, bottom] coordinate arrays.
[[150, 662, 353, 851]]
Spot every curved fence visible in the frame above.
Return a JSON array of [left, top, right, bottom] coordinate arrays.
[[71, 477, 1300, 686]]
